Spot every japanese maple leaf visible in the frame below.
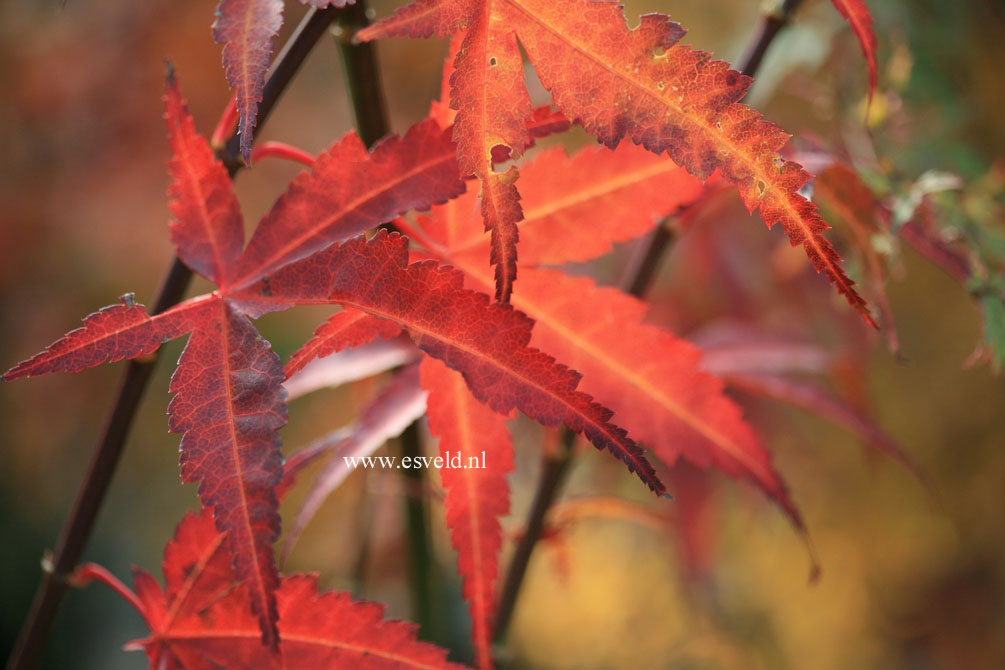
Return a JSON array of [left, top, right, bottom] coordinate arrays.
[[359, 0, 875, 324], [6, 76, 668, 657], [80, 508, 468, 669], [411, 140, 806, 530], [213, 0, 354, 162], [236, 227, 671, 668], [233, 230, 664, 495], [420, 357, 513, 669], [300, 139, 805, 666], [281, 290, 515, 670], [2, 74, 466, 649]]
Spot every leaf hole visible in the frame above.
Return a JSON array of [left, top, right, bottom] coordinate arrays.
[[756, 179, 767, 195], [656, 81, 665, 90], [489, 57, 497, 66]]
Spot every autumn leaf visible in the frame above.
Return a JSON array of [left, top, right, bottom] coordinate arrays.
[[466, 265, 800, 525], [3, 75, 471, 649], [5, 76, 667, 654], [412, 143, 802, 527], [421, 357, 513, 669], [212, 0, 285, 163], [79, 508, 468, 669], [1, 294, 212, 380], [424, 143, 704, 265], [829, 0, 878, 103], [285, 307, 402, 378], [241, 230, 664, 495], [165, 66, 244, 284], [167, 297, 287, 651], [451, 8, 532, 302], [231, 118, 464, 286], [424, 30, 569, 302], [213, 0, 358, 163], [360, 0, 874, 324]]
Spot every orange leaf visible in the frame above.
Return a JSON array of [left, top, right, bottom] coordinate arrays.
[[119, 509, 469, 669], [421, 357, 513, 669], [361, 0, 875, 324], [423, 143, 705, 265], [414, 141, 803, 527], [239, 231, 665, 495]]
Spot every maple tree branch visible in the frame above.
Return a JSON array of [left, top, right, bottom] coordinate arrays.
[[739, 0, 805, 77], [331, 0, 390, 148], [494, 431, 576, 646], [6, 9, 342, 670], [493, 2, 808, 650], [399, 422, 438, 636], [621, 226, 678, 297]]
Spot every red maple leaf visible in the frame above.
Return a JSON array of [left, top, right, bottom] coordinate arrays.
[[75, 508, 467, 669], [411, 141, 803, 528], [3, 73, 466, 649], [236, 230, 664, 495], [5, 74, 669, 657], [212, 0, 355, 162], [359, 0, 875, 324], [421, 357, 513, 669]]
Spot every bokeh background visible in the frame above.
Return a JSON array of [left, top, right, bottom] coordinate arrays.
[[1, 0, 1003, 668]]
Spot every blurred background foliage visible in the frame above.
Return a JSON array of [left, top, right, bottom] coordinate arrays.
[[0, 0, 1002, 668]]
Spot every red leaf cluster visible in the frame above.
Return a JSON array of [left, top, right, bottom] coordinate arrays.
[[4, 1, 902, 665]]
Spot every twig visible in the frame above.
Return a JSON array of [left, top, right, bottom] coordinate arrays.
[[398, 420, 439, 639], [6, 9, 341, 670], [331, 1, 390, 148], [491, 0, 807, 649], [739, 0, 804, 78], [493, 431, 576, 644]]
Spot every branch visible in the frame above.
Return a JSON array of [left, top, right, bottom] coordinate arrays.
[[331, 0, 390, 148], [6, 9, 342, 670], [739, 0, 804, 78], [493, 431, 575, 645], [491, 0, 807, 649]]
